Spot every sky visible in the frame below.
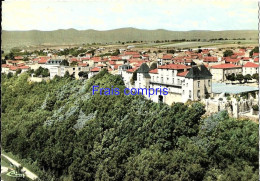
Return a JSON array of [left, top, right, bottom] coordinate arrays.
[[2, 0, 259, 31]]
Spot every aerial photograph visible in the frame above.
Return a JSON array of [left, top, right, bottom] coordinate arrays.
[[1, 0, 259, 180]]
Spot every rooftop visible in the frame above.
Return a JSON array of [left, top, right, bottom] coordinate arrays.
[[149, 69, 158, 74], [211, 64, 242, 69], [159, 64, 188, 70], [243, 62, 259, 68], [212, 83, 258, 94], [186, 65, 212, 79]]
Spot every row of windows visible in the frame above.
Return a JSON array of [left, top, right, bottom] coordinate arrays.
[[197, 80, 211, 88], [152, 76, 183, 85], [186, 90, 201, 98]]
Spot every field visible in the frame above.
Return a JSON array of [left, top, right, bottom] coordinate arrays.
[[2, 28, 258, 52]]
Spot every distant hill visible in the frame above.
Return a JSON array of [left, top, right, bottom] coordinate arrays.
[[2, 28, 258, 50]]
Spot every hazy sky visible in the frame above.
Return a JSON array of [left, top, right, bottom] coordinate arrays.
[[2, 0, 258, 31]]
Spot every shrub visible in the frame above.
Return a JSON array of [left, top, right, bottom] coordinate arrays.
[[252, 105, 259, 111]]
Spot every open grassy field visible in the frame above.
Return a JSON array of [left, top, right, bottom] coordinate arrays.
[[157, 40, 258, 49], [2, 28, 258, 52]]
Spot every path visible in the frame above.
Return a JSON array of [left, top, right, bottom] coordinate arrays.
[[1, 154, 38, 180], [1, 166, 8, 174]]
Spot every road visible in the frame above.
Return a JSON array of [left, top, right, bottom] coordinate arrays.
[[1, 154, 39, 180], [1, 166, 8, 174]]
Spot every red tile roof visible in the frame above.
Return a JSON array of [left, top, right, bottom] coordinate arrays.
[[254, 58, 259, 62], [225, 57, 240, 63], [38, 60, 48, 64], [132, 54, 141, 58], [19, 66, 30, 69], [78, 63, 88, 67], [91, 57, 102, 62], [126, 68, 137, 73], [90, 67, 100, 72], [158, 64, 188, 70], [162, 54, 173, 60], [177, 70, 189, 77], [70, 58, 80, 62], [9, 66, 18, 71], [38, 57, 50, 64], [9, 60, 20, 63], [253, 53, 259, 57], [202, 49, 209, 53], [173, 56, 185, 60], [243, 62, 259, 68], [242, 57, 250, 61], [113, 64, 123, 69], [203, 57, 218, 62], [109, 61, 116, 65], [211, 64, 242, 69], [14, 56, 23, 60], [110, 56, 121, 61], [128, 59, 145, 63], [81, 57, 90, 60], [2, 64, 10, 68], [97, 64, 106, 67], [234, 52, 245, 56], [125, 51, 140, 55], [230, 55, 238, 59], [149, 69, 158, 74]]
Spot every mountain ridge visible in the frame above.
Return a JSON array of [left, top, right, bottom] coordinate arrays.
[[2, 28, 258, 50]]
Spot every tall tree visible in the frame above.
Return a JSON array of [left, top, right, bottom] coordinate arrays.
[[236, 74, 244, 84], [223, 50, 234, 57]]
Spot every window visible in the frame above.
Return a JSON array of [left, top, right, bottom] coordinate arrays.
[[208, 80, 210, 87], [73, 68, 75, 71], [161, 77, 163, 83], [183, 90, 185, 94], [186, 83, 188, 87], [198, 81, 200, 88], [189, 90, 191, 98], [172, 78, 174, 84], [197, 90, 200, 98], [177, 79, 180, 85]]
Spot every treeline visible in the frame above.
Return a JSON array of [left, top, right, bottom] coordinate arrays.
[[1, 70, 258, 180]]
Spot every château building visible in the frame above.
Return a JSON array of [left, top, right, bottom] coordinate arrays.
[[122, 63, 213, 105]]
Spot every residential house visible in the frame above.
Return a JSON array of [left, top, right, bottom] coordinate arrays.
[[242, 62, 259, 76], [210, 64, 242, 82]]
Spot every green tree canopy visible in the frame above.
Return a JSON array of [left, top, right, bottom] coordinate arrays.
[[149, 62, 157, 70], [252, 73, 259, 82], [223, 50, 234, 57], [236, 74, 244, 83], [244, 74, 252, 83]]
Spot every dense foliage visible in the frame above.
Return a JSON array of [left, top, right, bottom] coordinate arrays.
[[223, 49, 234, 57], [1, 70, 258, 181], [250, 46, 259, 57], [149, 62, 157, 70], [33, 67, 50, 77]]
